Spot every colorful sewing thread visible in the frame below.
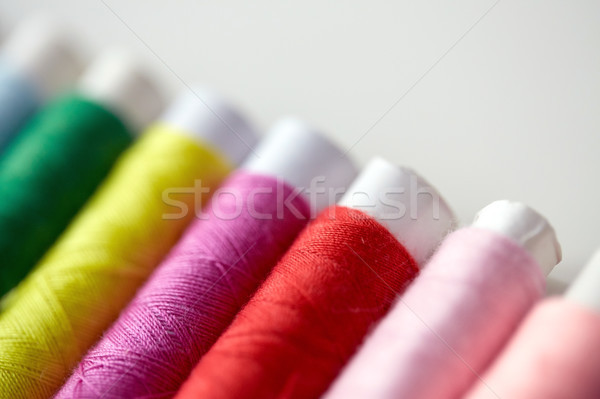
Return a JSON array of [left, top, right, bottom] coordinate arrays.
[[175, 205, 419, 399], [325, 227, 548, 399], [0, 125, 233, 399], [56, 171, 311, 398], [0, 95, 132, 296]]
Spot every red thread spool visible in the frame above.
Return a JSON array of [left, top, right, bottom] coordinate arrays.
[[175, 157, 455, 399]]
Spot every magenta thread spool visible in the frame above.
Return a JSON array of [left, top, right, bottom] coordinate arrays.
[[56, 118, 357, 398]]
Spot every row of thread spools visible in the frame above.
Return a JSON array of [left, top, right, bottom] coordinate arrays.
[[0, 15, 598, 399]]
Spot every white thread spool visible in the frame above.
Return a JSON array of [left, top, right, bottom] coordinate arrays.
[[2, 16, 82, 100], [566, 250, 600, 312], [159, 89, 258, 166], [472, 200, 562, 276], [338, 157, 456, 266], [78, 50, 165, 133], [243, 117, 358, 213]]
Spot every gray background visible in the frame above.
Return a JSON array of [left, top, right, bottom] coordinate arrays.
[[1, 1, 598, 292]]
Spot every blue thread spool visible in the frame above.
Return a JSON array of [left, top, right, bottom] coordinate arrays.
[[0, 16, 82, 151]]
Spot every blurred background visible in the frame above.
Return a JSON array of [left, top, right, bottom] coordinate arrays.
[[0, 0, 598, 292]]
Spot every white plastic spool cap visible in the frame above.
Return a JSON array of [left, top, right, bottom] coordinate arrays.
[[338, 157, 456, 267], [160, 89, 257, 166], [78, 50, 164, 133], [1, 16, 82, 100], [472, 200, 561, 276], [242, 117, 358, 213], [566, 250, 600, 313]]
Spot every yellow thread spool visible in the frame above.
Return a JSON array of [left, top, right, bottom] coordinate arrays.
[[0, 124, 234, 399]]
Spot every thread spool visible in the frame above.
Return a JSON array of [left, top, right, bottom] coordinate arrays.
[[465, 251, 600, 399], [324, 200, 561, 399], [337, 156, 456, 266], [175, 157, 455, 399], [56, 117, 357, 398], [0, 89, 256, 399], [0, 16, 81, 150], [564, 250, 600, 311], [0, 51, 163, 297]]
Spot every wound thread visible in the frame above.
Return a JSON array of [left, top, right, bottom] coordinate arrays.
[[0, 125, 232, 399], [175, 205, 419, 399], [465, 298, 600, 399], [324, 227, 546, 399], [0, 95, 132, 296], [56, 171, 311, 399]]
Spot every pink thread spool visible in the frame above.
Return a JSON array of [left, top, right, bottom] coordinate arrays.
[[466, 251, 600, 399], [325, 200, 561, 399], [173, 157, 457, 399], [56, 118, 356, 399]]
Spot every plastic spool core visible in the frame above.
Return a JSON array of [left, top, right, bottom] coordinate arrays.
[[160, 90, 257, 167], [472, 200, 561, 276], [338, 157, 456, 267], [1, 16, 82, 99], [243, 117, 357, 214], [566, 250, 600, 313], [78, 50, 164, 133]]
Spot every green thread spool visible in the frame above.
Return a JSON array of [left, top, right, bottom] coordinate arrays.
[[0, 51, 163, 296], [0, 89, 257, 398]]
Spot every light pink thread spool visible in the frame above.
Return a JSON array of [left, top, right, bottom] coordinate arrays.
[[466, 250, 600, 399], [324, 200, 561, 399]]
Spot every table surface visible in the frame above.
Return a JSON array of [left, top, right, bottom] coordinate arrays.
[[1, 1, 598, 293]]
